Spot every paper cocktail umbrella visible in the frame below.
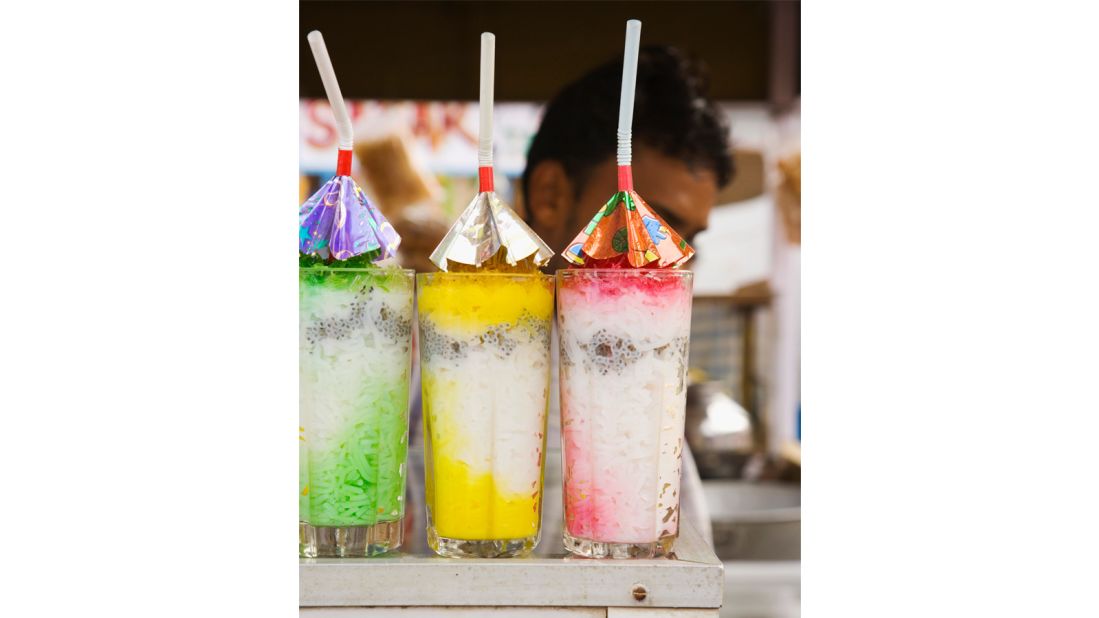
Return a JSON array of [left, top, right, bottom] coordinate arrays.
[[563, 20, 694, 269], [429, 33, 553, 272], [300, 31, 400, 263]]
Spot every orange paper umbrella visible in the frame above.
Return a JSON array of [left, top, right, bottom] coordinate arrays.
[[563, 20, 694, 270]]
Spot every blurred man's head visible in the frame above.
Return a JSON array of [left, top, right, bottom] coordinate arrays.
[[522, 46, 734, 270]]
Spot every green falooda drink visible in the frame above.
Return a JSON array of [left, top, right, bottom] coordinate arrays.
[[299, 30, 411, 557], [299, 265, 413, 557]]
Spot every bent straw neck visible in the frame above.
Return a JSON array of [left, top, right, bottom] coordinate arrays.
[[307, 31, 354, 152]]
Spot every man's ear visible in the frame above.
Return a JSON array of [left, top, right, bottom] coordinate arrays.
[[525, 160, 574, 239]]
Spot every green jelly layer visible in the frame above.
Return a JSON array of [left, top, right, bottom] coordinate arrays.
[[300, 399, 408, 527]]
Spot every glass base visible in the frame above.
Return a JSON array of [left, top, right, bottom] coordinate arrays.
[[562, 530, 676, 559], [299, 520, 402, 558], [427, 527, 538, 558]]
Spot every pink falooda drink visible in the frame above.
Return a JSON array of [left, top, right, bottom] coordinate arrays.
[[558, 18, 696, 558], [557, 269, 693, 558]]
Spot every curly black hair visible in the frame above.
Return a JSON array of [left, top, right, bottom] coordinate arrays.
[[522, 45, 733, 206]]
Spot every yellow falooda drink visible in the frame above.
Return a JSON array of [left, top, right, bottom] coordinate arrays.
[[418, 272, 553, 557], [420, 31, 555, 558]]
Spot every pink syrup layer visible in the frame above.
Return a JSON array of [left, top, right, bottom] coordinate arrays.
[[562, 422, 669, 542], [558, 272, 691, 312]]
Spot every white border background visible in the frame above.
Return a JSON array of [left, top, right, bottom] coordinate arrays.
[[4, 1, 299, 616], [803, 1, 1099, 615]]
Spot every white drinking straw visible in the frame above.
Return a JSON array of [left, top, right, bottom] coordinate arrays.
[[307, 31, 354, 151], [617, 20, 642, 167], [478, 32, 495, 169]]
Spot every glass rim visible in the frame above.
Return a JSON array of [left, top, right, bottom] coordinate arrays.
[[298, 266, 416, 275], [417, 271, 554, 280], [556, 268, 693, 278]]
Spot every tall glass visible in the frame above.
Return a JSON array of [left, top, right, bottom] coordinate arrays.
[[418, 272, 553, 558], [299, 267, 414, 557], [557, 269, 693, 558]]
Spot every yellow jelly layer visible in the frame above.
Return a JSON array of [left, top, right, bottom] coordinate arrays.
[[417, 273, 553, 334], [426, 454, 542, 540], [422, 359, 545, 540]]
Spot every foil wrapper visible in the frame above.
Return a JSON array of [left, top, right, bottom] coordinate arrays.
[[429, 191, 553, 271], [563, 190, 694, 269], [299, 176, 401, 262]]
